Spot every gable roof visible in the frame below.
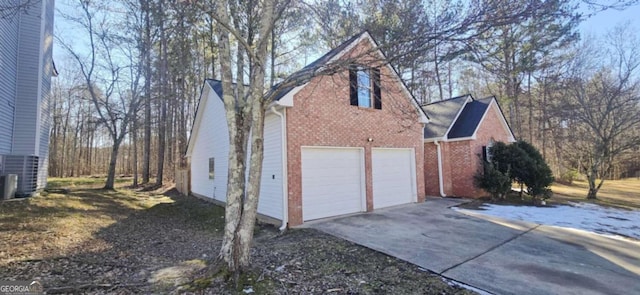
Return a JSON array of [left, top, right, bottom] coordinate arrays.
[[422, 95, 516, 142], [270, 32, 367, 102], [269, 31, 429, 123], [207, 79, 224, 97], [186, 80, 216, 156], [422, 95, 471, 139], [448, 97, 492, 139]]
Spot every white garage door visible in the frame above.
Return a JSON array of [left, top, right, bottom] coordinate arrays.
[[372, 148, 416, 209], [301, 147, 365, 221]]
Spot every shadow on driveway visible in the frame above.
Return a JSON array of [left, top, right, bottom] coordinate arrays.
[[308, 197, 640, 295]]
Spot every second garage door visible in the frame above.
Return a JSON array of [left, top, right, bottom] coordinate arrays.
[[372, 148, 416, 209], [301, 147, 365, 221]]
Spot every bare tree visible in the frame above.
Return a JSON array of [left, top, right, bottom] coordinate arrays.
[[0, 0, 37, 19], [141, 0, 153, 184], [58, 0, 143, 189], [559, 27, 640, 199]]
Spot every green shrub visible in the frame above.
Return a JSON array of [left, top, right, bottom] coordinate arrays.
[[475, 140, 554, 201], [474, 160, 512, 200], [513, 141, 554, 200]]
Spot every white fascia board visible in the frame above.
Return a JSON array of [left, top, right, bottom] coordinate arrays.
[[186, 83, 212, 156], [468, 98, 493, 140], [446, 136, 475, 142], [468, 98, 516, 143], [442, 95, 473, 139], [424, 137, 445, 143], [490, 99, 516, 142], [269, 83, 307, 108]]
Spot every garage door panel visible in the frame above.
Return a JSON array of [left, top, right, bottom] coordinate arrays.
[[302, 147, 364, 221], [372, 148, 415, 209]]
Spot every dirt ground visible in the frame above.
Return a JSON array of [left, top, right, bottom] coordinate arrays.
[[0, 180, 474, 294]]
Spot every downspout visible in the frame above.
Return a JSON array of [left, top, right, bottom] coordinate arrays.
[[271, 106, 288, 231], [434, 140, 446, 197]]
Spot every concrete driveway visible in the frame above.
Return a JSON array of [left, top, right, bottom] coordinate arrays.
[[307, 198, 640, 295]]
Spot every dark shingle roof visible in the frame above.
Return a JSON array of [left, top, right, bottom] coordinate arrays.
[[206, 31, 365, 101], [447, 97, 492, 139], [205, 32, 428, 122], [422, 95, 471, 139], [270, 32, 367, 101], [206, 79, 224, 97]]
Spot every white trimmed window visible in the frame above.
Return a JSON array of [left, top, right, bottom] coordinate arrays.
[[349, 66, 382, 109], [208, 157, 215, 179]]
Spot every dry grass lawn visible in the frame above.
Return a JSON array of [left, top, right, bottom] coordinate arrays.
[[551, 178, 640, 209], [0, 177, 474, 294]]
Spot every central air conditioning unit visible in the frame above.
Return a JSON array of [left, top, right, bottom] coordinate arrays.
[[0, 174, 18, 200], [0, 155, 39, 197]]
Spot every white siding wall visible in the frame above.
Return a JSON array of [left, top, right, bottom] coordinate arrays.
[[0, 0, 54, 193], [189, 85, 284, 221], [12, 0, 43, 155], [0, 0, 19, 155], [37, 0, 55, 189], [256, 113, 283, 219], [190, 89, 229, 201]]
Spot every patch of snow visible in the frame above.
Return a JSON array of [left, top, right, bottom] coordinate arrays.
[[455, 202, 640, 240], [242, 287, 254, 294]]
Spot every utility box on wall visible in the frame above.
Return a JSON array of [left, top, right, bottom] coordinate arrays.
[[0, 174, 18, 200]]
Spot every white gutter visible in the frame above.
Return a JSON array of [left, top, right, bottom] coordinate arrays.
[[271, 106, 288, 231], [434, 140, 446, 197]]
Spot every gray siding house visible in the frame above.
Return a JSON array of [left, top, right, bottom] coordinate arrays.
[[0, 0, 56, 196]]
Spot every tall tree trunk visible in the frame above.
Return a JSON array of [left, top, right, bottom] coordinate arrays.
[[215, 0, 275, 275], [447, 62, 453, 99], [142, 0, 152, 184], [434, 46, 443, 101], [541, 78, 547, 160], [132, 118, 139, 186], [104, 138, 122, 190], [527, 71, 533, 143], [156, 4, 167, 185], [587, 170, 598, 199], [270, 29, 276, 87], [234, 96, 266, 268], [216, 0, 249, 274]]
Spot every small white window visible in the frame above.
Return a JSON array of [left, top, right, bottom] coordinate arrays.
[[208, 158, 215, 179]]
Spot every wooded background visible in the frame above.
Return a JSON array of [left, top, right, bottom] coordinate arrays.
[[48, 0, 640, 187]]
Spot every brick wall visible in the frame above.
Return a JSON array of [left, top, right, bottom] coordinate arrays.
[[450, 140, 474, 196], [424, 143, 439, 196], [285, 38, 426, 226], [423, 101, 514, 198], [468, 102, 515, 196]]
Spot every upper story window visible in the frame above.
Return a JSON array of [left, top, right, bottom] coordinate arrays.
[[357, 70, 371, 107], [349, 66, 381, 109]]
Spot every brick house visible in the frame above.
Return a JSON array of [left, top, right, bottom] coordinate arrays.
[[187, 33, 516, 226], [422, 95, 515, 198], [186, 32, 429, 227]]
